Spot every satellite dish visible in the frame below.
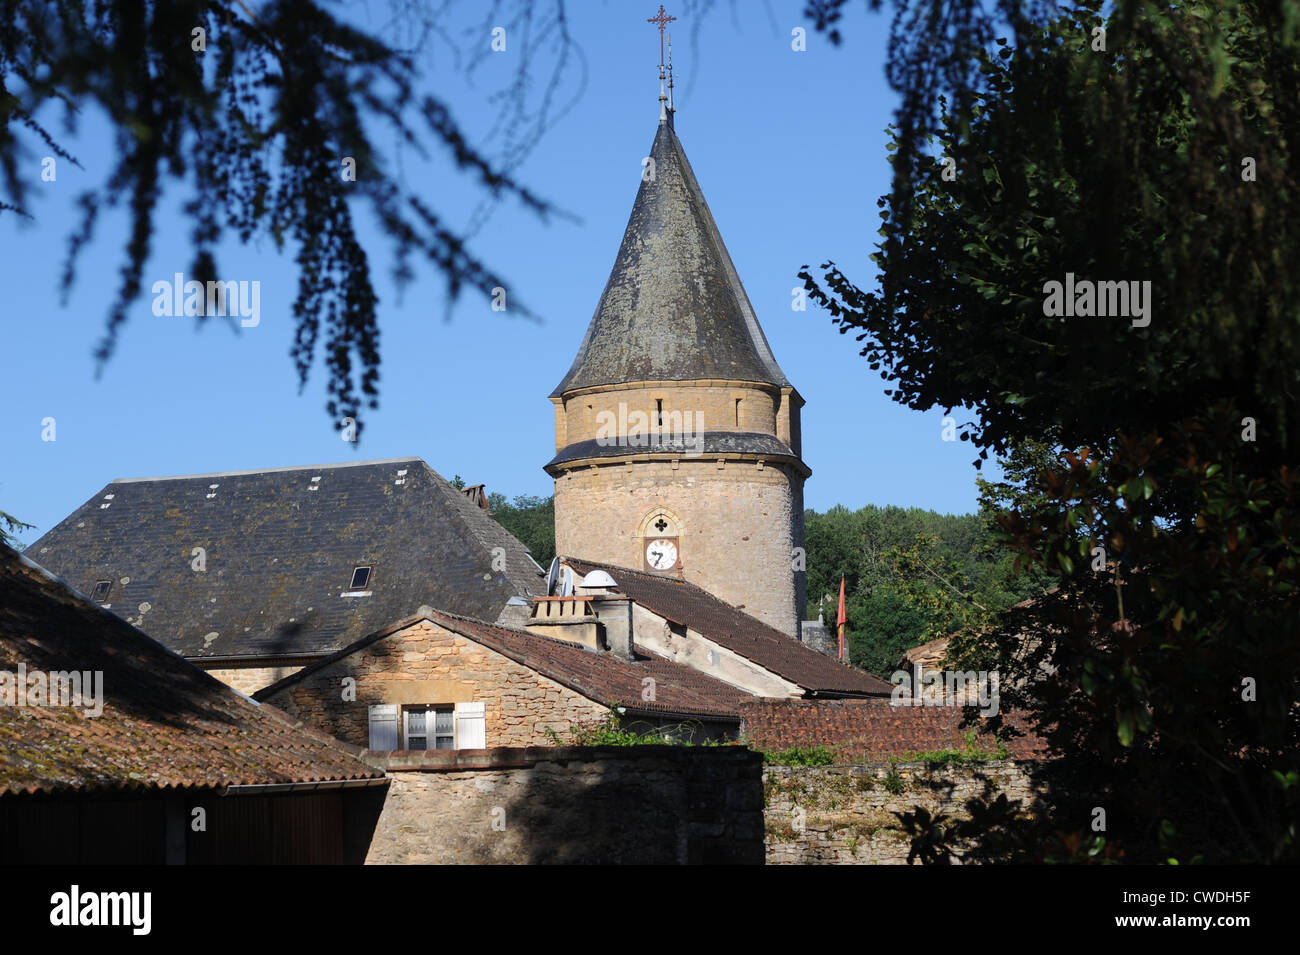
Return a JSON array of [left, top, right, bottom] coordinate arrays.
[[559, 567, 575, 597], [580, 570, 618, 589], [545, 557, 560, 596]]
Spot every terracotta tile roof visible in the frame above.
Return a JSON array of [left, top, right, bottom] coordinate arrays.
[[0, 544, 385, 796], [564, 558, 893, 697], [740, 699, 1049, 762], [428, 611, 749, 720], [255, 608, 749, 721]]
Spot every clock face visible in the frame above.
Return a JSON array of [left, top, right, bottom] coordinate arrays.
[[645, 538, 678, 570]]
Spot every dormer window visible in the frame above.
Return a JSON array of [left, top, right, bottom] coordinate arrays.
[[91, 580, 112, 603], [350, 566, 372, 590]]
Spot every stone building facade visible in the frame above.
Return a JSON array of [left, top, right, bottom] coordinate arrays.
[[256, 608, 748, 750], [260, 618, 615, 750], [546, 107, 809, 638]]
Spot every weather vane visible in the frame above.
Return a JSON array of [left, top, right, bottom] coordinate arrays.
[[647, 5, 676, 69]]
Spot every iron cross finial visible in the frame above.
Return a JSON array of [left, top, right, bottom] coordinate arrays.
[[647, 5, 676, 68]]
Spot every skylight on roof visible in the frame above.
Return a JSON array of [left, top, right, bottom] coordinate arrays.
[[91, 580, 112, 603], [350, 566, 372, 590]]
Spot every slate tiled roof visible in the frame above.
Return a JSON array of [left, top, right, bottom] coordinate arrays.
[[564, 558, 893, 697], [544, 431, 805, 474], [0, 544, 385, 796], [255, 608, 748, 721], [551, 120, 790, 397], [740, 699, 1049, 762], [26, 457, 543, 661]]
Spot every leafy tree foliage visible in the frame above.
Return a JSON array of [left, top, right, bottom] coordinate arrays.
[[0, 509, 33, 549], [806, 500, 1048, 677], [488, 492, 555, 567], [803, 0, 1300, 862], [1, 0, 575, 436]]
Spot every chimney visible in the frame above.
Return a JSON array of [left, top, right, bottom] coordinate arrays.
[[576, 569, 635, 661], [526, 595, 601, 651], [527, 567, 636, 660], [462, 483, 490, 512], [591, 594, 635, 661]]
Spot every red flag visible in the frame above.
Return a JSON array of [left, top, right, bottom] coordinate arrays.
[[836, 576, 847, 661]]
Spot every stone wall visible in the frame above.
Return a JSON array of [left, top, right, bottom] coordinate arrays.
[[763, 761, 1048, 864], [205, 664, 306, 696], [555, 380, 785, 447], [553, 457, 804, 635], [364, 745, 765, 865], [260, 620, 611, 749]]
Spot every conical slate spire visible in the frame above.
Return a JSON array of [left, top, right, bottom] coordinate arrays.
[[550, 121, 790, 397]]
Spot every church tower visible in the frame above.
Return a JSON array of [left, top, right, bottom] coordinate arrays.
[[545, 43, 809, 637]]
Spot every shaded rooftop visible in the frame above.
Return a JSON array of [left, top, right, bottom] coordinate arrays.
[[26, 457, 543, 661], [0, 543, 383, 796]]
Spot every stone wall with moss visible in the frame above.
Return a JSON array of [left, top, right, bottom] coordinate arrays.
[[763, 761, 1048, 864]]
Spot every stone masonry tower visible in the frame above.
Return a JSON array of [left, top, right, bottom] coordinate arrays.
[[545, 64, 810, 637]]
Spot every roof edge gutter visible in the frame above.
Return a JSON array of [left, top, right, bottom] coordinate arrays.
[[617, 706, 740, 725], [218, 776, 388, 796]]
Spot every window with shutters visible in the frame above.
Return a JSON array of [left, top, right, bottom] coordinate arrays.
[[369, 701, 485, 751]]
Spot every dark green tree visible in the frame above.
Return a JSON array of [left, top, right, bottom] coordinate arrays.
[[0, 509, 34, 549], [802, 0, 1300, 862], [488, 492, 555, 566]]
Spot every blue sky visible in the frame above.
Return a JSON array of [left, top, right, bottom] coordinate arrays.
[[2, 1, 995, 549]]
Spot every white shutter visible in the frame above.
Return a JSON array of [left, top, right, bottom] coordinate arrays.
[[454, 701, 486, 749], [368, 703, 399, 751]]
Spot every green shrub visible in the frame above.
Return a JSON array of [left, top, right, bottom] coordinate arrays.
[[883, 767, 906, 794], [763, 745, 836, 766]]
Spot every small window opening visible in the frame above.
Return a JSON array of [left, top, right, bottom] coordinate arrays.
[[656, 398, 664, 427], [734, 398, 741, 427], [91, 580, 112, 603], [350, 566, 372, 590]]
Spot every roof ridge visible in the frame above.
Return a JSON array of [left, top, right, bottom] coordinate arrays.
[[111, 456, 427, 484], [422, 464, 543, 595]]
